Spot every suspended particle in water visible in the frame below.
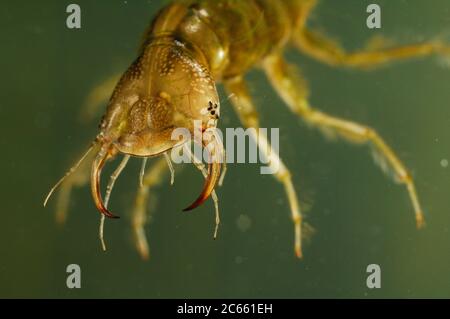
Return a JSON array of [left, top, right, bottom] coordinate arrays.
[[236, 214, 252, 233]]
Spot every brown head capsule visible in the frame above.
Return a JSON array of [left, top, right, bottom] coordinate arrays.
[[45, 35, 223, 219], [94, 36, 222, 218]]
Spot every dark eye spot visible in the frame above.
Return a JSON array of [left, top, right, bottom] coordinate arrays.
[[213, 103, 218, 109], [98, 115, 106, 129], [189, 3, 201, 11]]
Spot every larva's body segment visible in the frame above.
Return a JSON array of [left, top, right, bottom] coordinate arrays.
[[45, 0, 450, 258], [102, 36, 219, 157], [148, 0, 308, 79]]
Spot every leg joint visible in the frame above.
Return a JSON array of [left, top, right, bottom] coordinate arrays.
[[276, 169, 291, 182]]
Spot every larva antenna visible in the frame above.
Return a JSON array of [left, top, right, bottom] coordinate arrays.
[[43, 142, 96, 207]]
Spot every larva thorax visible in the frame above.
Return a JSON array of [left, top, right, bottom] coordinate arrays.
[[100, 0, 312, 153]]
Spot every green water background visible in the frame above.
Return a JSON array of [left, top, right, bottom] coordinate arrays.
[[1, 0, 449, 298]]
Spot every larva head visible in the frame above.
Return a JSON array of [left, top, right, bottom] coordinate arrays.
[[91, 39, 222, 218], [99, 40, 220, 157]]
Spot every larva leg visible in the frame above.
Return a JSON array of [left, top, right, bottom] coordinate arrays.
[[164, 152, 175, 186], [218, 148, 227, 187], [54, 170, 88, 225], [54, 182, 73, 225], [263, 54, 424, 228], [80, 73, 121, 122], [139, 158, 148, 188], [131, 156, 169, 260], [293, 11, 450, 69], [224, 77, 304, 258], [100, 155, 131, 251]]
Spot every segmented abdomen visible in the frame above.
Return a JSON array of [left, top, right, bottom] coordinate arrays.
[[147, 0, 304, 79]]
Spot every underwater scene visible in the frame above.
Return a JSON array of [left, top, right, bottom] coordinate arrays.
[[1, 0, 450, 298]]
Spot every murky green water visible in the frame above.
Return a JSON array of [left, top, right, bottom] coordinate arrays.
[[1, 0, 450, 298]]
